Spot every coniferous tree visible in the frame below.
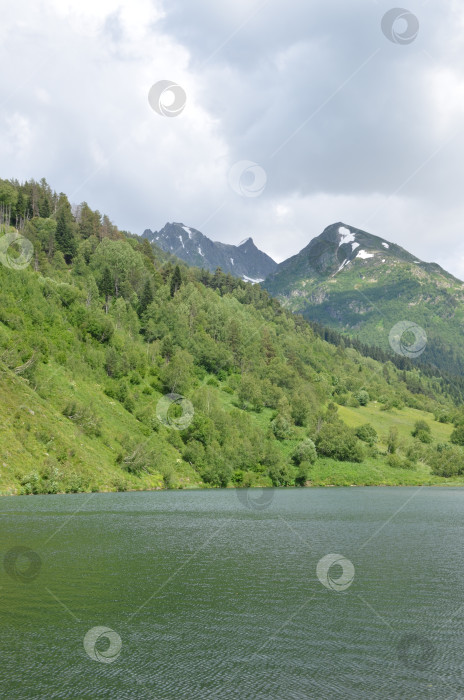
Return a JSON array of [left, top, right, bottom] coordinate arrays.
[[139, 279, 154, 316], [55, 194, 77, 263], [170, 265, 182, 297], [15, 191, 26, 228]]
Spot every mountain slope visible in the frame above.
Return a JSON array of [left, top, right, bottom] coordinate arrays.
[[142, 222, 277, 282], [263, 223, 464, 375], [2, 178, 464, 494]]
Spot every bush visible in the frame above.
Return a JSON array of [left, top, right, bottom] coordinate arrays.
[[354, 390, 369, 406], [120, 445, 158, 475], [386, 454, 416, 470], [268, 463, 296, 487], [270, 414, 293, 440], [416, 429, 432, 444], [428, 443, 464, 477], [387, 427, 398, 454], [450, 425, 464, 446], [411, 420, 431, 438], [315, 421, 363, 462], [62, 402, 102, 437], [355, 423, 378, 446], [295, 461, 312, 486], [292, 439, 317, 465]]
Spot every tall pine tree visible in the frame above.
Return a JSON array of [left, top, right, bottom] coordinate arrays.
[[170, 265, 182, 297], [55, 194, 77, 263], [139, 279, 154, 316]]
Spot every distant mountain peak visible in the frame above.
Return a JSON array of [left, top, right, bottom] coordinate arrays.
[[263, 221, 464, 375], [142, 223, 276, 282]]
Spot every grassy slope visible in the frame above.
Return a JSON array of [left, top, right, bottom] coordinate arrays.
[[0, 360, 203, 495], [3, 363, 459, 493]]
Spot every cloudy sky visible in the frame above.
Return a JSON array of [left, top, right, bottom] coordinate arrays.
[[2, 0, 464, 275]]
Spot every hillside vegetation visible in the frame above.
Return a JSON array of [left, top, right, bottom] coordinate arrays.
[[1, 179, 464, 494]]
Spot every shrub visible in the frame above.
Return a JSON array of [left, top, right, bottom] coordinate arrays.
[[268, 463, 297, 487], [292, 439, 317, 465], [62, 402, 102, 437], [450, 425, 464, 446], [428, 443, 464, 477], [386, 454, 416, 470], [386, 454, 403, 469], [120, 445, 158, 475], [355, 423, 378, 446], [270, 414, 293, 440], [315, 421, 363, 462], [387, 427, 398, 454], [354, 390, 370, 406], [411, 420, 431, 438], [416, 430, 433, 444], [295, 461, 312, 486]]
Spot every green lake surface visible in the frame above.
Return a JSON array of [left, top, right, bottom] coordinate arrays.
[[1, 487, 463, 699]]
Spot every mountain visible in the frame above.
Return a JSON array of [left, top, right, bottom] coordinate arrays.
[[263, 222, 464, 375], [142, 222, 277, 282]]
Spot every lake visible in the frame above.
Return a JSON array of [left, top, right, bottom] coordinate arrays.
[[1, 487, 463, 699]]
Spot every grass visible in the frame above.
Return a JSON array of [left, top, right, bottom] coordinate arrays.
[[0, 366, 460, 495], [337, 402, 453, 448]]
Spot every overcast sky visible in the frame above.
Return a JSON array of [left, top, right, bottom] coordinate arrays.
[[2, 0, 464, 275]]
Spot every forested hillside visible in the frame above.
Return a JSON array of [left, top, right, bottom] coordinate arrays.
[[1, 178, 464, 495]]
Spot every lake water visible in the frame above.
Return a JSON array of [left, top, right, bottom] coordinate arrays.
[[1, 487, 463, 699]]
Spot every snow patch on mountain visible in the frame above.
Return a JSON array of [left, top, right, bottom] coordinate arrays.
[[381, 242, 389, 249], [230, 258, 234, 265], [357, 250, 374, 259], [198, 246, 204, 257], [338, 226, 355, 246], [336, 259, 350, 273], [182, 226, 193, 239], [351, 242, 360, 251], [242, 275, 264, 284], [178, 235, 185, 248]]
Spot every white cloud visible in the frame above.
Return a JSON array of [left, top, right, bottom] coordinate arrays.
[[0, 0, 464, 279]]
